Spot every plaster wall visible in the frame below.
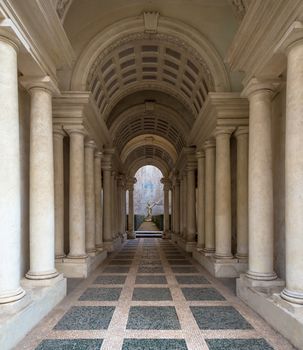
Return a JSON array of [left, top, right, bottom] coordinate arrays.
[[18, 86, 30, 277], [272, 85, 286, 280]]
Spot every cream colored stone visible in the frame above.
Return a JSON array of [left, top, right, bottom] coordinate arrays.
[[127, 178, 136, 239], [102, 158, 112, 244], [84, 140, 96, 253], [186, 166, 196, 242], [173, 177, 180, 235], [94, 151, 103, 249], [66, 128, 87, 258], [243, 79, 278, 281], [0, 33, 26, 303], [26, 86, 58, 280], [215, 127, 234, 259], [53, 126, 66, 259], [204, 139, 216, 253], [235, 127, 249, 259], [282, 39, 303, 305], [196, 151, 205, 249]]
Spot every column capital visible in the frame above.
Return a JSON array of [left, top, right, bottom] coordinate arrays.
[[0, 28, 21, 51], [161, 177, 171, 191], [275, 21, 303, 55], [204, 139, 216, 150], [65, 126, 86, 136], [94, 151, 103, 159], [85, 139, 96, 149], [234, 126, 249, 138], [20, 76, 60, 96], [242, 77, 281, 99], [126, 177, 137, 191], [196, 150, 205, 159], [53, 125, 66, 137], [215, 126, 235, 137]]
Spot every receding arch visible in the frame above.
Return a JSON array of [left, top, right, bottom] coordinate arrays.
[[121, 135, 178, 164]]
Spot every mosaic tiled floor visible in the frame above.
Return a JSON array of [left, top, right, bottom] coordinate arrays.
[[16, 238, 295, 350]]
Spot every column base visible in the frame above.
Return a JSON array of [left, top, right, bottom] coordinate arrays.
[[170, 232, 179, 243], [0, 274, 66, 350], [281, 288, 303, 305], [193, 250, 247, 277], [0, 287, 26, 305], [236, 274, 303, 349], [55, 250, 107, 278], [127, 231, 136, 239], [176, 237, 197, 253], [25, 269, 59, 281], [246, 270, 277, 281], [162, 230, 171, 239]]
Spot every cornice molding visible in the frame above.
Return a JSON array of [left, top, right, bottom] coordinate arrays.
[[53, 91, 111, 151], [190, 92, 248, 149], [226, 0, 303, 80], [0, 0, 75, 79]]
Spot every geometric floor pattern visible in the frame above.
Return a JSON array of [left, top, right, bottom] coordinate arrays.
[[16, 238, 295, 349]]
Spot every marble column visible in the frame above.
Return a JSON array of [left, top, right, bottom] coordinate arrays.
[[235, 127, 249, 260], [127, 178, 137, 238], [118, 176, 126, 236], [0, 32, 26, 303], [244, 78, 278, 280], [204, 139, 216, 253], [186, 166, 197, 242], [215, 127, 234, 259], [53, 126, 66, 259], [67, 128, 87, 258], [26, 82, 58, 280], [161, 178, 171, 235], [85, 140, 96, 253], [95, 152, 103, 249], [281, 37, 303, 304], [102, 158, 112, 243], [196, 151, 205, 249], [182, 174, 188, 238], [179, 177, 184, 238], [111, 172, 117, 239], [173, 177, 180, 235]]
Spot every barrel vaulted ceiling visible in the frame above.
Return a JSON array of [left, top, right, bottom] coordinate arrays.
[[58, 0, 245, 174]]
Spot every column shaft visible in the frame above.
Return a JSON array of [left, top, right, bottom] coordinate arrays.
[[0, 33, 25, 302], [215, 128, 233, 259], [53, 127, 65, 258], [68, 129, 87, 258], [245, 80, 277, 280], [235, 128, 249, 259], [282, 42, 303, 304], [174, 179, 180, 235], [95, 152, 103, 248], [186, 169, 196, 242], [27, 87, 58, 279], [204, 140, 216, 252], [103, 166, 112, 243], [196, 151, 205, 248], [85, 140, 96, 253]]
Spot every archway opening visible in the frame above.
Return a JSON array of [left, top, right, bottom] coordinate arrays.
[[133, 165, 164, 235]]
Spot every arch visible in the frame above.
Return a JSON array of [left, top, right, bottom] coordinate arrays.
[[128, 157, 169, 178], [71, 15, 230, 93], [109, 104, 189, 153], [121, 135, 178, 164]]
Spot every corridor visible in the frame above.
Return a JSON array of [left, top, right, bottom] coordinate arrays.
[[17, 239, 293, 350]]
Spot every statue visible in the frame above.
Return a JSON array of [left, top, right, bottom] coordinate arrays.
[[145, 200, 160, 221]]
